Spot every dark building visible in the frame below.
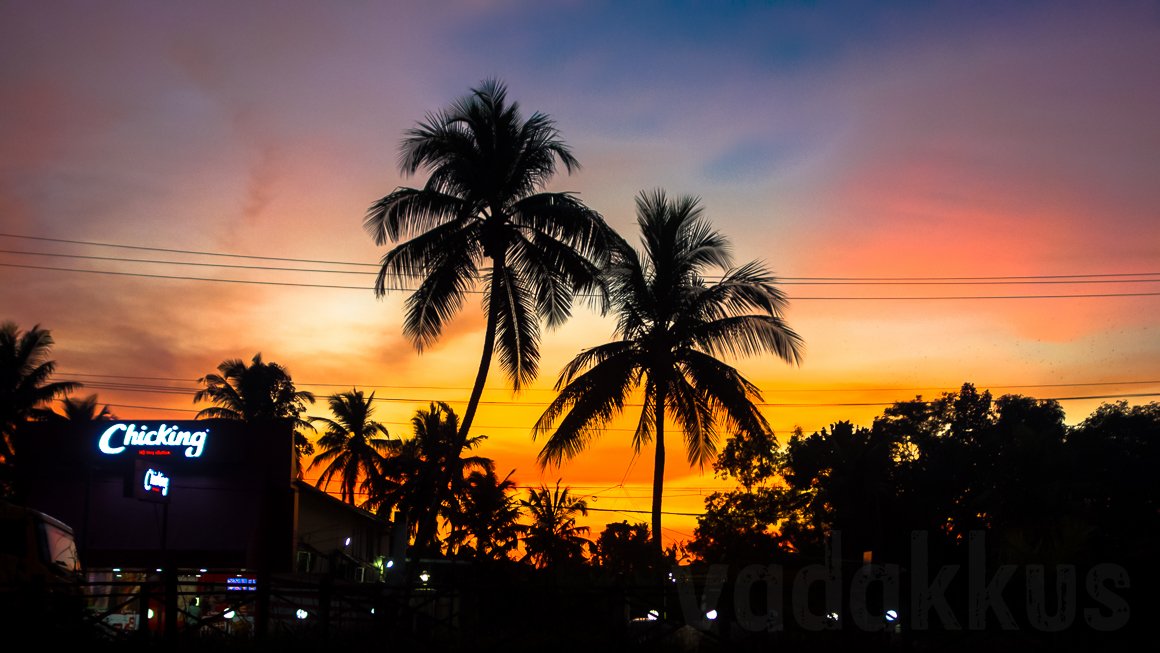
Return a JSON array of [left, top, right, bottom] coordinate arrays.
[[11, 419, 394, 634]]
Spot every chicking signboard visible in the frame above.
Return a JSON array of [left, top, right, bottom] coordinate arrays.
[[98, 422, 210, 459], [14, 419, 297, 571]]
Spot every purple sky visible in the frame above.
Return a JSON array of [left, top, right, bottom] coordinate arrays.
[[3, 1, 1158, 538]]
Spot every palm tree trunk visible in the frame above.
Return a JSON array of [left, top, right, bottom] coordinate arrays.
[[413, 266, 501, 557], [651, 382, 666, 554], [458, 295, 498, 445]]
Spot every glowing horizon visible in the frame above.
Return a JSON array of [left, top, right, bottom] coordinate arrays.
[[3, 1, 1159, 546]]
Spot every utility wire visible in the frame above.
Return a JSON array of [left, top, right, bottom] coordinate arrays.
[[585, 507, 702, 517], [62, 371, 489, 392], [78, 379, 1160, 408], [0, 249, 377, 275], [0, 262, 374, 291], [0, 233, 376, 267], [61, 370, 1160, 395], [5, 248, 1160, 286], [4, 232, 1159, 284], [7, 262, 1160, 299]]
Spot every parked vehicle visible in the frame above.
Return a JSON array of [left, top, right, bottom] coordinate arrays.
[[0, 500, 85, 632]]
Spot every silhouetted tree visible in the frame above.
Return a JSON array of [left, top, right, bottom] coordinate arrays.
[[694, 491, 791, 562], [688, 385, 1160, 642], [782, 420, 897, 560], [364, 79, 616, 555], [309, 389, 395, 506], [194, 353, 316, 476], [691, 429, 794, 562], [33, 393, 116, 423], [363, 78, 614, 455], [448, 468, 523, 561], [1067, 400, 1160, 565], [520, 480, 592, 568], [368, 402, 493, 557], [0, 322, 80, 470], [535, 190, 803, 552], [593, 520, 668, 576]]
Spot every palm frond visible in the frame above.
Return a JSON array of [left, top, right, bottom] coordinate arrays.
[[631, 381, 657, 452], [535, 351, 640, 467], [488, 264, 540, 390], [552, 340, 636, 388], [665, 372, 717, 469], [680, 350, 772, 440], [397, 237, 482, 351], [687, 314, 805, 364], [365, 187, 468, 249], [194, 406, 243, 421]]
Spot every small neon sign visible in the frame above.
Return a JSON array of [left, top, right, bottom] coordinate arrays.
[[143, 469, 170, 497], [227, 577, 257, 591]]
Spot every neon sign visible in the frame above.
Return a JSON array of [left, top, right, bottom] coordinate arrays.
[[143, 469, 170, 497], [98, 423, 208, 458], [227, 577, 257, 591]]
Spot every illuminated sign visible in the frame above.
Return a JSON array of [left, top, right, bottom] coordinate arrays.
[[132, 459, 171, 503], [98, 423, 208, 458], [227, 577, 257, 591], [143, 469, 170, 497]]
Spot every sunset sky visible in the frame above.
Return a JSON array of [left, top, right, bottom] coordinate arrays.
[[3, 1, 1158, 545]]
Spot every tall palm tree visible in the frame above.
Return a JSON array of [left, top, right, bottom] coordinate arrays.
[[534, 190, 804, 551], [520, 480, 592, 568], [34, 394, 116, 423], [363, 78, 614, 449], [308, 389, 396, 506], [194, 353, 316, 476], [366, 401, 493, 556], [1, 322, 81, 464], [448, 468, 523, 560]]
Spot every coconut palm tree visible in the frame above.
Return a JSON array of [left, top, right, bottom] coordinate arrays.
[[447, 468, 523, 560], [534, 190, 804, 551], [194, 353, 316, 476], [308, 389, 396, 506], [520, 480, 592, 568], [1, 322, 81, 465], [34, 394, 116, 423], [363, 78, 614, 450], [366, 401, 493, 556]]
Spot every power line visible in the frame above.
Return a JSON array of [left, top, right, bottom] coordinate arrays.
[[5, 232, 1160, 293], [79, 379, 1160, 408], [0, 249, 377, 276], [105, 403, 199, 413], [790, 292, 1160, 300], [9, 261, 1159, 299], [751, 392, 1160, 407], [5, 247, 1160, 286], [785, 272, 1160, 281], [0, 262, 375, 291], [0, 233, 377, 267], [62, 370, 1160, 395], [62, 371, 498, 392], [586, 507, 702, 517]]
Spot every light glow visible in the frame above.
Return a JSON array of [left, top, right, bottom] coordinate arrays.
[[143, 468, 170, 496], [98, 423, 207, 458]]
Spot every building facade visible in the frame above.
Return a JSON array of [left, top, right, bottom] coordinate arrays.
[[11, 419, 394, 635]]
